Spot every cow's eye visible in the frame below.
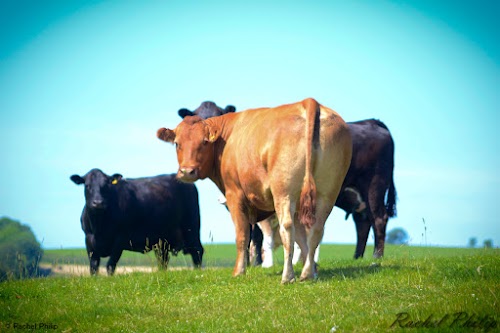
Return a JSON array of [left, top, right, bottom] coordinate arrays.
[[202, 139, 208, 146], [175, 142, 179, 149]]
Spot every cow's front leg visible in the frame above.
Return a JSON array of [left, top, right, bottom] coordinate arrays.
[[106, 242, 123, 276], [226, 194, 252, 277], [233, 217, 251, 276], [353, 212, 371, 259], [86, 235, 100, 275], [89, 255, 100, 276]]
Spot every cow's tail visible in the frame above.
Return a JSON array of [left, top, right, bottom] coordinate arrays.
[[386, 171, 397, 218], [299, 98, 320, 228], [385, 130, 397, 218]]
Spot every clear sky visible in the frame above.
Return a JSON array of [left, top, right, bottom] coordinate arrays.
[[1, 0, 498, 250]]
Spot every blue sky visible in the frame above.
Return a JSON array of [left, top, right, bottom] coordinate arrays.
[[0, 0, 498, 249]]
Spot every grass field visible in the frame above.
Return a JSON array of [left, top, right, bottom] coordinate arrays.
[[1, 244, 498, 332]]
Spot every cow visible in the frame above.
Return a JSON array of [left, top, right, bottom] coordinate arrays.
[[178, 101, 236, 119], [158, 98, 352, 283], [337, 119, 396, 258], [70, 169, 204, 275], [183, 102, 397, 264], [179, 101, 268, 265], [254, 119, 397, 266]]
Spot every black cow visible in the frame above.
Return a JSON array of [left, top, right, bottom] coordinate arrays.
[[178, 101, 236, 119], [336, 119, 397, 258], [70, 169, 204, 275]]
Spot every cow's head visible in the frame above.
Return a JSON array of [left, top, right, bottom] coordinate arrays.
[[70, 169, 123, 211], [157, 116, 220, 182], [178, 101, 235, 120]]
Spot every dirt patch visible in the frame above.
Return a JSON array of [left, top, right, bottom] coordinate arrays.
[[39, 264, 158, 276]]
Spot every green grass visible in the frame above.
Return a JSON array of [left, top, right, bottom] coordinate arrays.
[[40, 243, 238, 268], [1, 245, 499, 332]]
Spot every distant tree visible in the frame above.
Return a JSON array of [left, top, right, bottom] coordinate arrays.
[[483, 239, 493, 248], [386, 227, 409, 245], [468, 237, 477, 248], [0, 217, 43, 281]]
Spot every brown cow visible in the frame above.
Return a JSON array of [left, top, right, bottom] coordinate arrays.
[[157, 98, 352, 283]]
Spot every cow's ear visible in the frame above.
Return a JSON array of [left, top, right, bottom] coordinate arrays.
[[178, 108, 194, 118], [111, 174, 123, 185], [224, 105, 236, 114], [70, 175, 85, 185], [157, 128, 176, 143], [206, 124, 220, 143]]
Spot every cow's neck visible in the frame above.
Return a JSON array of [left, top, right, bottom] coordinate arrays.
[[205, 115, 236, 195], [207, 139, 226, 194]]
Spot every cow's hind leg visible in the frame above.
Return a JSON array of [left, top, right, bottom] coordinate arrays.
[[369, 176, 389, 258], [275, 199, 296, 284], [300, 197, 333, 281], [373, 214, 388, 258], [258, 218, 275, 268], [251, 225, 264, 266], [293, 222, 308, 266]]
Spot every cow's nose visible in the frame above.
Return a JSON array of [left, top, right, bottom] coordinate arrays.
[[180, 168, 196, 176], [92, 199, 104, 208]]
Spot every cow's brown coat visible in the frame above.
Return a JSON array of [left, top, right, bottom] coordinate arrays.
[[158, 98, 352, 282]]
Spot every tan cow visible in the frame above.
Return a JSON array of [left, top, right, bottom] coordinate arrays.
[[157, 98, 352, 283]]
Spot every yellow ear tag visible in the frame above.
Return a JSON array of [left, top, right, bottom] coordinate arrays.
[[111, 179, 118, 185], [209, 133, 217, 142]]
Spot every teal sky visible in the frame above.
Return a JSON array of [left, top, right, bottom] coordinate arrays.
[[1, 0, 498, 249]]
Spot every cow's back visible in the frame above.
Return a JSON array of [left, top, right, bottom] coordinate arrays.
[[343, 120, 394, 189], [219, 101, 351, 212], [125, 174, 200, 247]]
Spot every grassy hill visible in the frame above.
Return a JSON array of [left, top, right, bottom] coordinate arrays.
[[1, 244, 498, 332]]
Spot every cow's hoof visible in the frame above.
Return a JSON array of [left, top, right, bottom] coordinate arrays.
[[281, 277, 296, 284], [299, 271, 318, 282], [232, 269, 246, 277]]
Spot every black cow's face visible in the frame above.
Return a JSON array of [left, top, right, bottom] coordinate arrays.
[[71, 169, 122, 211], [178, 101, 236, 120]]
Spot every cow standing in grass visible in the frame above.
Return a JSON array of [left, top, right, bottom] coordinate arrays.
[[336, 119, 397, 258], [178, 101, 265, 265], [158, 98, 352, 283], [258, 119, 397, 266], [177, 102, 396, 264], [71, 169, 204, 275]]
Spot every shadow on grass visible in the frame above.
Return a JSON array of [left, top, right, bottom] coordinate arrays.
[[261, 262, 403, 281], [257, 263, 402, 282], [318, 263, 402, 281]]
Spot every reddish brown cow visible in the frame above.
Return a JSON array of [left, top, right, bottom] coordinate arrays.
[[157, 98, 352, 283]]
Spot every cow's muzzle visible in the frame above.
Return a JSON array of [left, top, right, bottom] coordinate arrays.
[[89, 199, 106, 210], [177, 167, 199, 182]]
